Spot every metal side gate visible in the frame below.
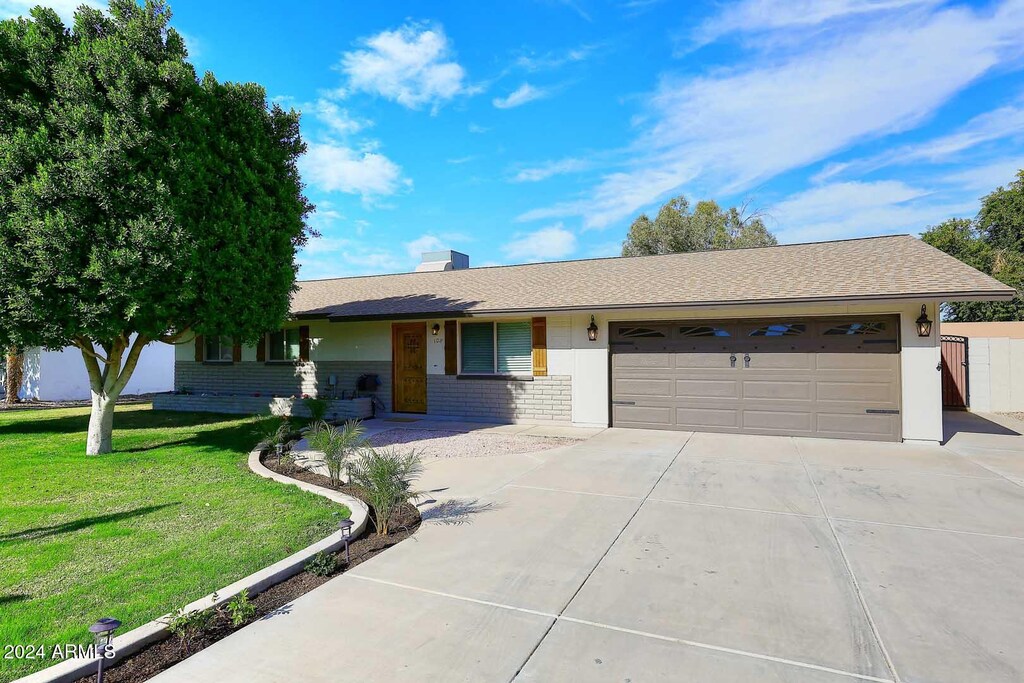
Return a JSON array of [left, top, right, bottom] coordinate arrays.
[[940, 335, 969, 409]]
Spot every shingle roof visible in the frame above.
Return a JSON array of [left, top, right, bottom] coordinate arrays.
[[291, 235, 1016, 320]]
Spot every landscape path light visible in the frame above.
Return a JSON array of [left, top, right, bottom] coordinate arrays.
[[89, 617, 121, 683]]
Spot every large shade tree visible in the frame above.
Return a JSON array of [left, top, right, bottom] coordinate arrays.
[[921, 170, 1024, 321], [622, 196, 777, 256], [0, 1, 313, 453]]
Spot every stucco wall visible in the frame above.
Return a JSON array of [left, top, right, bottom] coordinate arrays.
[[2, 337, 173, 401], [942, 321, 1024, 339]]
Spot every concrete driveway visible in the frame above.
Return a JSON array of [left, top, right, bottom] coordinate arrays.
[[153, 414, 1024, 683]]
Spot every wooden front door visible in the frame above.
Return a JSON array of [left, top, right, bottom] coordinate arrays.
[[392, 323, 427, 413]]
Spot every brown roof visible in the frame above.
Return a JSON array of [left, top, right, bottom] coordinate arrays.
[[292, 235, 1016, 321]]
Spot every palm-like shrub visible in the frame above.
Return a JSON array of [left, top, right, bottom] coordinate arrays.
[[302, 397, 329, 422], [307, 419, 367, 486], [348, 447, 423, 535], [253, 416, 291, 462]]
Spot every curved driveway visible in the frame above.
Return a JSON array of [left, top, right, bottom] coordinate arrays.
[[153, 414, 1024, 683]]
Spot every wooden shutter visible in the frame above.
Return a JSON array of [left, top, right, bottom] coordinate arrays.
[[255, 333, 266, 363], [232, 338, 242, 363], [299, 325, 310, 362], [194, 335, 204, 362], [444, 320, 457, 375], [532, 317, 547, 377]]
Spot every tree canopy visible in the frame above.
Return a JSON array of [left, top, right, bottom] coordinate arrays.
[[621, 196, 777, 256], [922, 170, 1024, 321], [0, 0, 313, 452]]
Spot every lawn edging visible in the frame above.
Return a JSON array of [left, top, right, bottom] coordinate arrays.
[[14, 445, 368, 683]]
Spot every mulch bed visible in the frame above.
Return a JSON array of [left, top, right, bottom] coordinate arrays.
[[72, 452, 420, 683]]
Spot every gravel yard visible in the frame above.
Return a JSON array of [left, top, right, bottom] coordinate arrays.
[[367, 428, 580, 459]]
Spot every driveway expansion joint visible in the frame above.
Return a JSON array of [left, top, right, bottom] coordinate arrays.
[[795, 437, 903, 683]]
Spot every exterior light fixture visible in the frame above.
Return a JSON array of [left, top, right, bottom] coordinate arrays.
[[89, 617, 121, 683], [338, 518, 354, 565], [915, 305, 933, 337], [587, 315, 599, 342], [431, 323, 440, 336]]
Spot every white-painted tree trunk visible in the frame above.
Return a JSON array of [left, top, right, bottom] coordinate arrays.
[[79, 334, 151, 456], [86, 391, 118, 455]]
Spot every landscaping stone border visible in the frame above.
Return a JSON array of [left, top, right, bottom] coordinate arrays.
[[15, 446, 368, 683]]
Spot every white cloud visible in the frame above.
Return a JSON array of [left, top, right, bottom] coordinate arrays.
[[814, 101, 1024, 182], [403, 232, 474, 260], [468, 123, 490, 134], [502, 224, 578, 262], [513, 158, 590, 182], [552, 0, 593, 21], [0, 0, 101, 23], [299, 240, 404, 280], [519, 1, 1024, 231], [768, 180, 975, 242], [404, 234, 446, 260], [493, 83, 548, 109], [447, 155, 478, 165], [687, 0, 940, 51], [514, 44, 599, 71], [311, 99, 369, 137], [338, 22, 474, 111], [941, 158, 1024, 192], [517, 163, 697, 229], [301, 142, 408, 199]]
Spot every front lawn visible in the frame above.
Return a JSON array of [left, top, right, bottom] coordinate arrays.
[[0, 405, 343, 682]]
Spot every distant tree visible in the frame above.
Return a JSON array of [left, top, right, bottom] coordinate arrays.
[[921, 170, 1024, 321], [0, 1, 313, 454], [622, 196, 777, 256], [4, 347, 24, 404]]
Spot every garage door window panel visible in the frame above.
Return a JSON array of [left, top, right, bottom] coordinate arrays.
[[748, 323, 806, 337], [678, 324, 732, 338]]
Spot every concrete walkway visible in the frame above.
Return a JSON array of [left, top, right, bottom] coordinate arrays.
[[152, 415, 1024, 683]]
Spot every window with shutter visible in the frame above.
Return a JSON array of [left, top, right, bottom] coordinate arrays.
[[497, 322, 531, 373], [268, 329, 301, 361], [204, 335, 233, 362], [459, 321, 533, 375], [460, 323, 494, 373]]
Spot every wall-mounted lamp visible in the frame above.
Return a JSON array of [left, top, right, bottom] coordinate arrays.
[[431, 323, 440, 336], [587, 315, 599, 342], [915, 305, 933, 337]]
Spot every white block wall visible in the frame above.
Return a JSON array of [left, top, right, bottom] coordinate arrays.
[[965, 337, 1024, 412], [2, 337, 174, 401]]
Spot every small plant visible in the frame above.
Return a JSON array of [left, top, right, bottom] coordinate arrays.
[[302, 397, 329, 422], [224, 589, 257, 627], [306, 419, 367, 486], [348, 447, 423, 535], [253, 416, 291, 461], [164, 606, 215, 653], [305, 551, 336, 576]]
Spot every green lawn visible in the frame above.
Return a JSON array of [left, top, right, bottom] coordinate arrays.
[[0, 405, 343, 682]]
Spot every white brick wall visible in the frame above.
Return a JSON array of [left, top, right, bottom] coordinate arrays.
[[425, 375, 572, 422]]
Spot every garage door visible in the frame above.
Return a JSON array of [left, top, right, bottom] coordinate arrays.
[[610, 316, 902, 441]]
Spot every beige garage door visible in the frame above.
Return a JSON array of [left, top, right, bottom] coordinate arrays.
[[610, 316, 902, 441]]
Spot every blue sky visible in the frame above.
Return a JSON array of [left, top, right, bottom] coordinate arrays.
[[4, 0, 1024, 278]]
